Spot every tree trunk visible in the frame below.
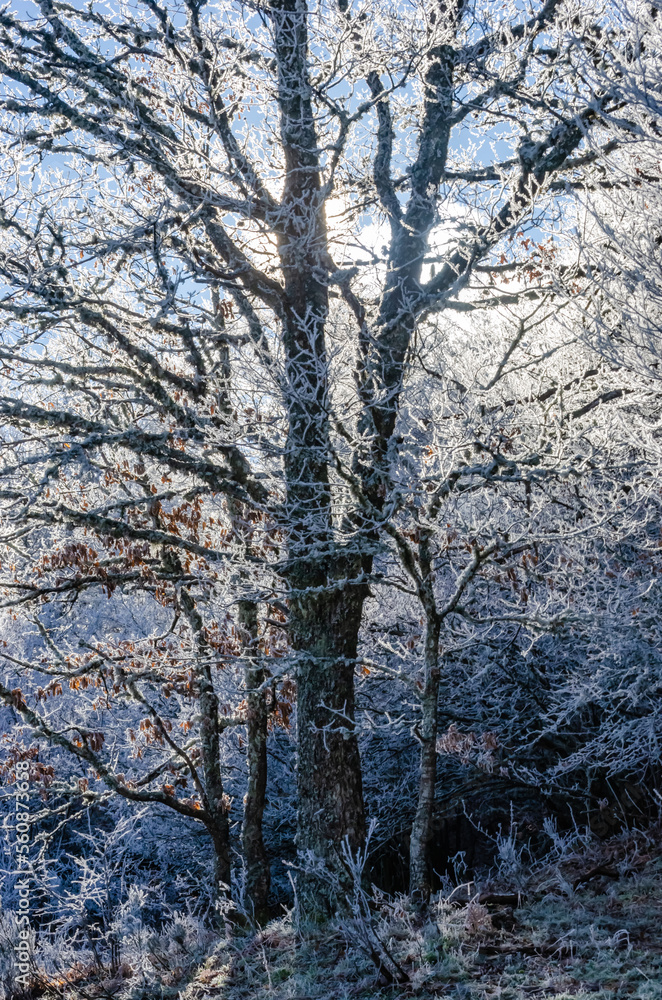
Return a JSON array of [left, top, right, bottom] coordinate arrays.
[[282, 299, 368, 913], [269, 0, 366, 918], [197, 654, 231, 891], [239, 596, 271, 920], [282, 298, 368, 916], [409, 594, 441, 901], [290, 581, 367, 918], [226, 492, 271, 920], [207, 812, 231, 892], [179, 588, 231, 892]]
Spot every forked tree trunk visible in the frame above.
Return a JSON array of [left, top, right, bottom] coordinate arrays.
[[408, 538, 490, 899]]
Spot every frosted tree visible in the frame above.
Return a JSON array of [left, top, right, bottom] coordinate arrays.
[[0, 0, 647, 914], [359, 297, 662, 898]]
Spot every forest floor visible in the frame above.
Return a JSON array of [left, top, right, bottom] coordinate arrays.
[[179, 825, 662, 1000], [23, 825, 662, 1000]]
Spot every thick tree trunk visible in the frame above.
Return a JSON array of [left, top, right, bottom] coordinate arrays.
[[283, 326, 368, 915], [239, 597, 271, 919], [282, 299, 368, 917], [290, 582, 366, 917], [269, 0, 366, 918]]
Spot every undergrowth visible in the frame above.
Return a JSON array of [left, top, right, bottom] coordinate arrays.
[[8, 823, 662, 1000]]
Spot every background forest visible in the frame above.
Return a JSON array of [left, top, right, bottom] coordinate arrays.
[[1, 0, 662, 996]]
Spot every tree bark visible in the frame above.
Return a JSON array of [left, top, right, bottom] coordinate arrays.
[[226, 488, 271, 920], [198, 654, 232, 892], [409, 609, 441, 901], [207, 807, 231, 892], [269, 0, 366, 917], [180, 588, 231, 892], [290, 582, 367, 917], [239, 596, 271, 920]]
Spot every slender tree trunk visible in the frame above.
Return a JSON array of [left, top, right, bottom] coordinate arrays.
[[179, 588, 231, 892], [197, 653, 232, 890], [409, 612, 441, 901], [409, 528, 441, 902], [239, 596, 271, 919], [226, 492, 271, 919], [207, 810, 231, 891]]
